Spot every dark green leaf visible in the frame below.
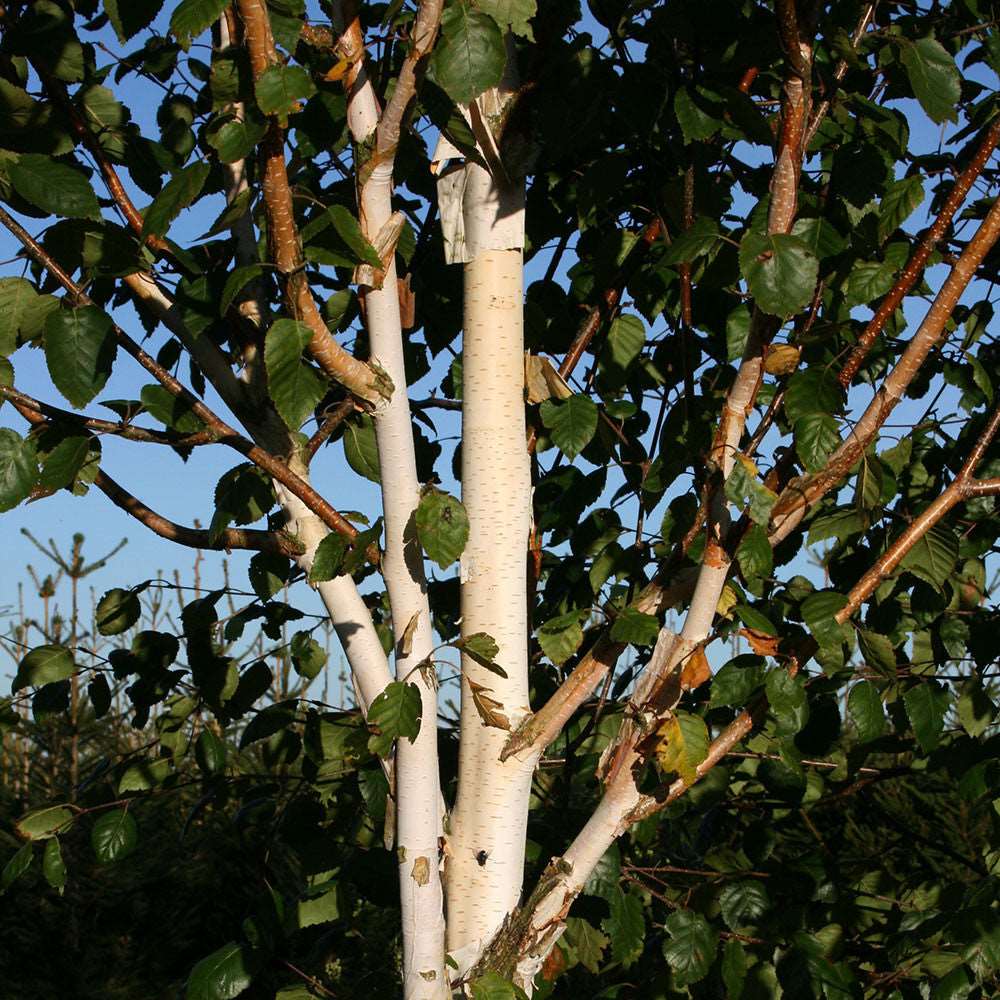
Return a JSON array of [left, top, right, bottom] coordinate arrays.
[[140, 384, 204, 433], [540, 394, 598, 458], [739, 232, 818, 317], [171, 0, 229, 49], [44, 305, 117, 408], [765, 668, 809, 736], [220, 265, 263, 316], [106, 0, 164, 43], [15, 805, 73, 841], [13, 644, 74, 692], [196, 729, 227, 775], [1, 843, 33, 893], [725, 456, 778, 525], [899, 37, 961, 124], [430, 5, 506, 105], [290, 631, 326, 681], [367, 681, 422, 757], [719, 881, 770, 930], [309, 533, 348, 583], [264, 319, 327, 430], [254, 64, 316, 117], [602, 886, 645, 966], [186, 942, 258, 1000], [848, 680, 886, 743], [416, 488, 469, 569], [662, 910, 717, 986], [477, 0, 536, 38], [537, 610, 586, 666], [42, 837, 66, 894], [900, 523, 958, 590], [0, 428, 37, 512], [96, 588, 141, 636], [736, 524, 773, 580], [610, 607, 659, 646], [91, 809, 138, 863], [784, 369, 845, 423], [710, 655, 766, 709], [794, 413, 840, 473], [142, 160, 211, 238], [0, 277, 38, 355], [343, 415, 381, 483], [8, 154, 100, 219], [903, 681, 948, 753]]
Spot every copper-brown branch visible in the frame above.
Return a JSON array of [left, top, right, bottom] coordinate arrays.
[[0, 204, 366, 553], [628, 399, 1000, 825], [236, 0, 391, 406], [838, 117, 1000, 387]]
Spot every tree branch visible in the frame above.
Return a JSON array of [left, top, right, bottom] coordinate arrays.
[[838, 117, 1000, 387], [0, 205, 370, 556], [236, 0, 392, 407]]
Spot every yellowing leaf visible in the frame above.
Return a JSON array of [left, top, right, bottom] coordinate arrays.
[[763, 343, 801, 376], [654, 712, 709, 784]]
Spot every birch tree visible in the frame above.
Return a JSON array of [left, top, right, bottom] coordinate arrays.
[[2, 0, 1000, 996]]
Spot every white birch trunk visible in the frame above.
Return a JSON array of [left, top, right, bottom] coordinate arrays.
[[441, 150, 534, 973]]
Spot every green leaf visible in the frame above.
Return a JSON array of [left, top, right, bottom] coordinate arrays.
[[309, 533, 348, 583], [0, 277, 37, 355], [662, 217, 721, 265], [471, 971, 525, 1000], [8, 154, 100, 219], [879, 174, 924, 241], [721, 939, 747, 1000], [719, 881, 770, 930], [655, 711, 709, 784], [186, 942, 258, 1000], [255, 64, 316, 117], [784, 369, 845, 423], [674, 86, 722, 143], [171, 0, 230, 49], [367, 681, 422, 757], [118, 757, 172, 793], [240, 699, 297, 748], [264, 319, 328, 430], [44, 304, 116, 409], [213, 464, 274, 530], [15, 805, 73, 841], [903, 681, 948, 753], [88, 675, 111, 718], [848, 680, 886, 743], [1, 843, 33, 893], [561, 917, 609, 974], [343, 415, 381, 483], [0, 428, 37, 512], [142, 160, 211, 238], [600, 313, 645, 381], [457, 632, 504, 673], [38, 434, 92, 493], [801, 590, 849, 654], [296, 883, 341, 929], [13, 644, 74, 692], [899, 37, 961, 125], [710, 655, 766, 709], [540, 394, 598, 458], [662, 910, 718, 986], [794, 413, 841, 472], [416, 488, 469, 569], [41, 837, 66, 894], [857, 629, 896, 676], [91, 809, 138, 863], [725, 455, 778, 525], [106, 0, 164, 43], [249, 552, 290, 600], [219, 265, 264, 316], [322, 205, 382, 269], [290, 630, 326, 681], [601, 886, 645, 966], [96, 588, 141, 636], [477, 0, 535, 37], [765, 668, 809, 736], [196, 729, 228, 775], [739, 232, 818, 317], [430, 4, 506, 105], [736, 523, 773, 581], [206, 113, 267, 164], [537, 610, 586, 666], [900, 523, 958, 590], [610, 607, 659, 646], [140, 384, 204, 433]]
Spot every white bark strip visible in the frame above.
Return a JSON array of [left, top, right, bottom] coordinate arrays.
[[339, 31, 448, 994], [446, 152, 534, 970]]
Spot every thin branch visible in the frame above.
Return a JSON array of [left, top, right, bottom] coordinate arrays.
[[0, 205, 370, 556], [839, 117, 1000, 387], [236, 0, 392, 406], [306, 398, 356, 459]]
